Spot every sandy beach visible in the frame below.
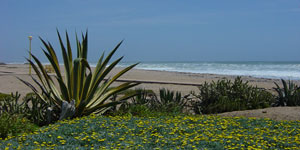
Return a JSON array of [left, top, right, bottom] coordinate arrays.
[[1, 64, 298, 96]]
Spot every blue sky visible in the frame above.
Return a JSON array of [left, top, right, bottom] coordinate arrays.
[[1, 0, 300, 63]]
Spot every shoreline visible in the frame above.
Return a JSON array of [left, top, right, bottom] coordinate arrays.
[[1, 64, 299, 96], [3, 62, 300, 81]]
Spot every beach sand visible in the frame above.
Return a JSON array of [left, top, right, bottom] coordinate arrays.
[[0, 64, 293, 96], [1, 64, 300, 121]]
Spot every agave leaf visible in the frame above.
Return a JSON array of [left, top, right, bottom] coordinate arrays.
[[75, 73, 92, 115], [87, 82, 139, 108], [57, 30, 72, 95], [17, 77, 39, 94], [26, 58, 48, 89], [79, 71, 92, 104], [87, 41, 123, 94], [85, 57, 122, 102], [94, 52, 105, 75], [73, 58, 82, 102], [65, 31, 73, 97], [30, 76, 50, 97], [76, 32, 81, 58], [31, 54, 53, 88], [78, 59, 90, 98], [17, 77, 48, 104], [94, 63, 139, 100], [56, 76, 69, 102], [40, 38, 62, 79], [90, 57, 124, 93], [282, 79, 288, 97], [85, 88, 139, 115], [85, 101, 121, 115], [82, 31, 88, 59]]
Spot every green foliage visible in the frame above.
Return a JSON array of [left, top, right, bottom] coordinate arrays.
[[18, 30, 139, 122], [273, 79, 300, 106], [0, 92, 11, 101], [0, 92, 58, 126], [106, 88, 187, 116], [105, 88, 156, 116], [0, 113, 37, 139], [0, 92, 25, 115], [192, 77, 274, 114], [23, 93, 60, 126], [153, 88, 186, 114], [1, 115, 300, 149]]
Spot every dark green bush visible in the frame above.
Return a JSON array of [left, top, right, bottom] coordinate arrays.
[[105, 89, 156, 116], [0, 113, 37, 139], [0, 92, 59, 126], [0, 92, 25, 115], [22, 93, 60, 126], [0, 92, 11, 100], [273, 79, 300, 106], [192, 77, 274, 114]]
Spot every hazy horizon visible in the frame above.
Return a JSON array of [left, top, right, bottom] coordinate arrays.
[[1, 0, 300, 63]]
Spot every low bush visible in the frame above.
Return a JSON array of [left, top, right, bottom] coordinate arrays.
[[0, 92, 59, 126], [0, 92, 11, 100], [106, 88, 187, 117], [0, 92, 25, 115], [192, 77, 274, 114], [23, 93, 60, 126], [273, 79, 300, 106]]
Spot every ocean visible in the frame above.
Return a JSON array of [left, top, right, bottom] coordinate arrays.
[[113, 61, 300, 80]]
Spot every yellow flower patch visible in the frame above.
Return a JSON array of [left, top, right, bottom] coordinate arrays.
[[1, 115, 300, 149]]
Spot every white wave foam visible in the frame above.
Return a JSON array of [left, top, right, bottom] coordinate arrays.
[[115, 62, 300, 80]]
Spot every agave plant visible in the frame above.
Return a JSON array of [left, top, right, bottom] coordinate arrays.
[[18, 30, 139, 120], [273, 79, 300, 106], [155, 88, 186, 113]]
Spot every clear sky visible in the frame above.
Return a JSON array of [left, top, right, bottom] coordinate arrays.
[[1, 0, 300, 63]]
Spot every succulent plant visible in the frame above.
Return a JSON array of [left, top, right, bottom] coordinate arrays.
[[273, 79, 300, 106], [18, 30, 139, 121]]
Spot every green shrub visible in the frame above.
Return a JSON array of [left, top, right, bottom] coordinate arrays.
[[0, 92, 11, 100], [23, 93, 60, 126], [192, 77, 274, 114], [0, 113, 37, 139], [0, 92, 26, 115], [273, 79, 300, 106], [0, 92, 58, 126], [105, 89, 156, 116], [106, 88, 187, 117]]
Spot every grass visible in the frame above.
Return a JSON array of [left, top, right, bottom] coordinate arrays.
[[1, 114, 300, 149]]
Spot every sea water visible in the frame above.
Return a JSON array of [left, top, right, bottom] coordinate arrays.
[[113, 61, 300, 80]]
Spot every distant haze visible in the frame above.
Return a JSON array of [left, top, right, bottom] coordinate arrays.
[[1, 0, 300, 63]]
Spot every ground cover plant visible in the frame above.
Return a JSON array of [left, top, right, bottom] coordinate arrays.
[[1, 114, 300, 149]]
